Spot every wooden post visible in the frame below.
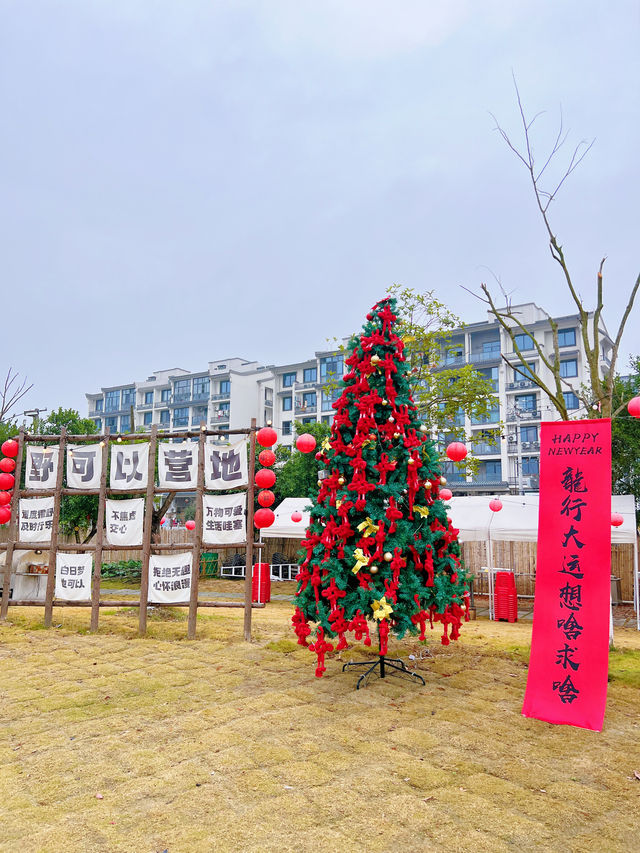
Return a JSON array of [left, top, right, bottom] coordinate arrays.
[[44, 428, 67, 628], [90, 430, 110, 632], [244, 418, 257, 642], [187, 424, 206, 639], [139, 426, 158, 636], [0, 428, 25, 620]]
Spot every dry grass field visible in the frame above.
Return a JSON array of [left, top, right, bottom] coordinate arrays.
[[1, 585, 639, 853]]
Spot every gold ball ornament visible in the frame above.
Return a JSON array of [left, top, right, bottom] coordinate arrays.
[[408, 458, 415, 465], [371, 354, 381, 365], [440, 476, 447, 485], [317, 480, 322, 487], [370, 565, 379, 574], [382, 399, 388, 406], [419, 424, 428, 433], [338, 477, 345, 485], [424, 480, 432, 489], [384, 552, 393, 562], [393, 432, 401, 439], [387, 416, 395, 423]]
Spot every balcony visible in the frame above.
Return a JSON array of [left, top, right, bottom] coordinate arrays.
[[138, 402, 154, 411], [474, 443, 501, 456], [507, 379, 536, 391], [469, 349, 501, 364], [211, 392, 230, 401], [506, 409, 541, 422], [295, 405, 316, 415]]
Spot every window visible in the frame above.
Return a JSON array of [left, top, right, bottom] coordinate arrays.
[[282, 420, 292, 436], [563, 391, 580, 410], [193, 377, 210, 400], [93, 418, 102, 431], [174, 407, 189, 427], [478, 366, 499, 391], [283, 396, 292, 411], [440, 461, 466, 483], [159, 409, 170, 425], [95, 399, 104, 412], [121, 387, 135, 407], [302, 391, 316, 409], [216, 402, 230, 420], [560, 359, 578, 378], [219, 380, 230, 396], [321, 415, 332, 425], [174, 379, 191, 402], [513, 362, 536, 381], [322, 388, 341, 411], [105, 390, 120, 412], [522, 457, 539, 476], [445, 345, 464, 364], [120, 415, 131, 433], [320, 355, 343, 381], [161, 389, 170, 402], [479, 460, 502, 481], [302, 417, 316, 424], [105, 416, 118, 432], [514, 333, 534, 351], [471, 403, 500, 425], [144, 391, 153, 405], [283, 372, 297, 387], [516, 393, 536, 412], [482, 339, 500, 354], [520, 425, 538, 443], [192, 406, 208, 424], [558, 328, 576, 347], [265, 389, 273, 404], [303, 367, 317, 383], [143, 412, 153, 426]]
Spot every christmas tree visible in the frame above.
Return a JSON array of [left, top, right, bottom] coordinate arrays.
[[292, 296, 470, 679]]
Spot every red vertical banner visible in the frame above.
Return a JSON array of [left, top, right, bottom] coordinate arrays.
[[522, 419, 611, 731]]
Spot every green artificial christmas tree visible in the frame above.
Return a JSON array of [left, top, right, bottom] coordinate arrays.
[[292, 296, 470, 682]]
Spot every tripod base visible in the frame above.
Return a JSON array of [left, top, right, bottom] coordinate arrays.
[[342, 654, 426, 690]]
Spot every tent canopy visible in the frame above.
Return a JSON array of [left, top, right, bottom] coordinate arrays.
[[263, 494, 637, 544]]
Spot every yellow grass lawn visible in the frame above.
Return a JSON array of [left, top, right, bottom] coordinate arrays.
[[1, 594, 639, 853]]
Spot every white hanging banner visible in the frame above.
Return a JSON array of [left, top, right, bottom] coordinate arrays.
[[25, 445, 59, 490], [19, 496, 55, 542], [148, 552, 193, 604], [105, 498, 145, 546], [67, 443, 103, 490], [202, 493, 246, 544], [157, 440, 198, 489], [110, 443, 149, 491], [55, 552, 92, 600], [205, 440, 248, 490]]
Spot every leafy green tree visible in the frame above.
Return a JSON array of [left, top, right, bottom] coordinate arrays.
[[612, 358, 640, 521]]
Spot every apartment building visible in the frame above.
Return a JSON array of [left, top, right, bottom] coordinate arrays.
[[86, 303, 612, 495]]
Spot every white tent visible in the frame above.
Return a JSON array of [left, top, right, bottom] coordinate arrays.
[[261, 497, 311, 539]]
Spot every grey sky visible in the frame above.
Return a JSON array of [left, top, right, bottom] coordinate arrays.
[[2, 0, 638, 418]]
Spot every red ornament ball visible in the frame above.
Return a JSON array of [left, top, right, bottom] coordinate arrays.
[[315, 451, 324, 461], [185, 520, 196, 531], [291, 511, 303, 523], [254, 507, 275, 529], [0, 491, 10, 506], [0, 472, 15, 490], [296, 433, 317, 454], [628, 396, 640, 418], [439, 488, 453, 501], [446, 442, 467, 462], [489, 498, 503, 512], [1, 439, 18, 458], [255, 468, 276, 488], [257, 489, 275, 507], [0, 458, 16, 473], [258, 449, 276, 467], [256, 427, 277, 448], [0, 506, 10, 524], [611, 513, 624, 527]]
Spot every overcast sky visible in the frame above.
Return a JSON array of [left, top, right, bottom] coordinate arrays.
[[1, 0, 638, 418]]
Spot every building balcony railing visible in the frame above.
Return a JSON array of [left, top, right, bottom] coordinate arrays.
[[295, 405, 316, 415], [138, 403, 154, 411], [211, 392, 230, 401], [507, 440, 541, 454], [506, 409, 541, 422], [506, 379, 536, 391], [469, 349, 501, 364], [473, 443, 501, 456]]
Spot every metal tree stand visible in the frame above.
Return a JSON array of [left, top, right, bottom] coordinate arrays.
[[342, 631, 426, 690]]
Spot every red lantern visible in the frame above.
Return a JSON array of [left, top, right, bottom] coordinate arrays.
[[161, 516, 167, 526], [611, 513, 624, 527], [1, 439, 18, 458], [446, 442, 467, 462], [439, 488, 453, 501], [185, 520, 196, 531], [257, 489, 275, 507], [258, 449, 276, 467], [254, 507, 275, 529], [296, 433, 317, 454], [489, 498, 503, 512], [291, 511, 302, 523], [628, 396, 640, 418], [0, 506, 10, 524], [256, 427, 277, 448], [0, 472, 15, 490], [0, 491, 10, 506], [255, 468, 276, 489], [0, 458, 15, 473]]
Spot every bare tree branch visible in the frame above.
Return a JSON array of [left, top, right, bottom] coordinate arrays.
[[0, 368, 33, 422]]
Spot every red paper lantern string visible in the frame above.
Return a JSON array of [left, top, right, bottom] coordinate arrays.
[[446, 442, 467, 462], [0, 491, 11, 506], [0, 506, 11, 524], [258, 449, 276, 467], [0, 473, 15, 491], [254, 507, 275, 529], [439, 488, 453, 501], [611, 513, 624, 527], [0, 458, 16, 473], [296, 433, 317, 454], [185, 520, 196, 531], [489, 498, 503, 512], [255, 468, 276, 489], [291, 511, 302, 523], [627, 396, 640, 418], [256, 427, 277, 448], [1, 439, 18, 458], [257, 489, 275, 508]]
